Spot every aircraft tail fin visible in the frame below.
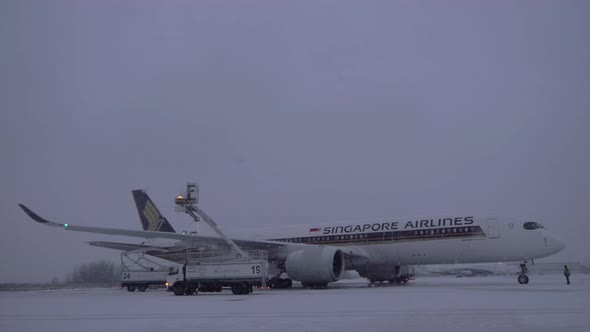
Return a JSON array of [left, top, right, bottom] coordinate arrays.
[[132, 190, 176, 233]]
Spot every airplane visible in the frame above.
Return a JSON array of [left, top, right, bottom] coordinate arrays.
[[18, 199, 565, 287]]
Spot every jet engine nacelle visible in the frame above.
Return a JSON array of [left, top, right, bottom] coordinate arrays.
[[285, 246, 345, 283]]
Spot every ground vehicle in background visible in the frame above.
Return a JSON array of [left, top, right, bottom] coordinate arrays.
[[165, 250, 269, 295], [120, 252, 174, 292]]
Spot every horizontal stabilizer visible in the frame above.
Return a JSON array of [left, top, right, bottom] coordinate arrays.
[[87, 241, 169, 252]]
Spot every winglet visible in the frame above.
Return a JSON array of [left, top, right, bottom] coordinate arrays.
[[18, 204, 64, 227], [18, 204, 49, 223]]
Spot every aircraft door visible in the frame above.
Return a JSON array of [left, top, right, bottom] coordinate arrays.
[[485, 218, 500, 238]]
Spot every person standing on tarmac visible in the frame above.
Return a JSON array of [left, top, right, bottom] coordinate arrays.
[[564, 265, 571, 285]]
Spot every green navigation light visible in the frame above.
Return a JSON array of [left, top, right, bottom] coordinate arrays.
[[64, 224, 68, 228]]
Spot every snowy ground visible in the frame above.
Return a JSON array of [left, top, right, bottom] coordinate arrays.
[[1, 274, 588, 332]]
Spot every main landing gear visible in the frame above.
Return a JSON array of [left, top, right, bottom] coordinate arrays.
[[367, 277, 409, 287], [301, 282, 328, 289], [518, 261, 530, 285], [267, 273, 293, 289], [270, 278, 293, 289]]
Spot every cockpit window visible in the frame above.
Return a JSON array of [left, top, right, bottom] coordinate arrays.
[[523, 222, 544, 230]]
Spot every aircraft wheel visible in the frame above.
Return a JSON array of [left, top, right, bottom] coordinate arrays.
[[389, 278, 402, 285], [518, 274, 529, 285], [368, 279, 379, 285], [127, 285, 136, 292], [302, 282, 327, 289]]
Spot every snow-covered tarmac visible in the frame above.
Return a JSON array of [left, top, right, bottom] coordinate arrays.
[[1, 274, 588, 332]]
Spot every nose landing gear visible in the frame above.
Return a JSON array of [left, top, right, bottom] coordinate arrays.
[[518, 261, 530, 284]]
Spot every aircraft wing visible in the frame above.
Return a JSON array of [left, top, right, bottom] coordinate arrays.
[[19, 204, 286, 250], [19, 204, 369, 260]]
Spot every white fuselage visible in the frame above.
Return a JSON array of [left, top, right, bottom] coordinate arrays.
[[235, 214, 565, 266]]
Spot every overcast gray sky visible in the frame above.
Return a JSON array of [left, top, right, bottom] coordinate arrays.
[[1, 0, 589, 283]]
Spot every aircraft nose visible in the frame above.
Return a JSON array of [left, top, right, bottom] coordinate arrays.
[[551, 235, 566, 253]]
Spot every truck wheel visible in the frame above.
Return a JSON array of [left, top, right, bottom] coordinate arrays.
[[185, 286, 197, 295], [173, 283, 185, 296], [127, 285, 136, 292], [231, 283, 248, 295], [138, 285, 147, 292]]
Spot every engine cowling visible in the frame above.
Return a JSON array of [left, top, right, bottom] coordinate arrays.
[[285, 246, 345, 283]]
